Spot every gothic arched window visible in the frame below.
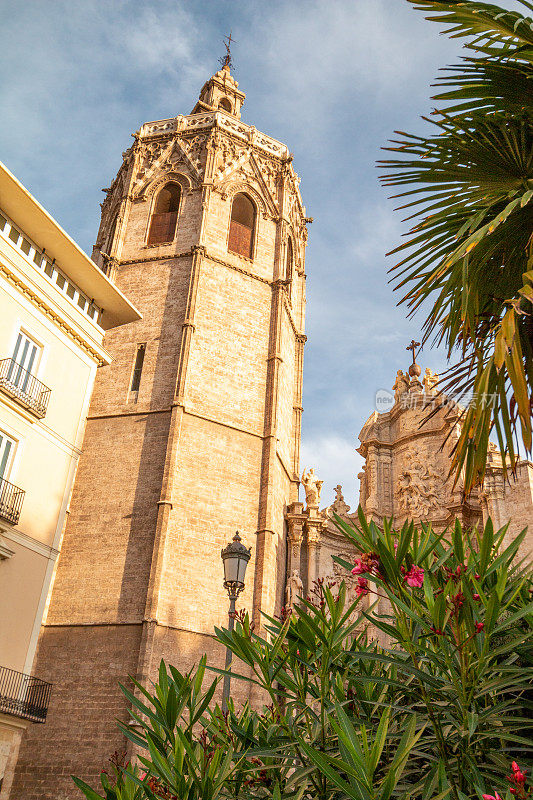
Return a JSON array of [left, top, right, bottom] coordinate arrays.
[[147, 182, 181, 245], [228, 193, 255, 259]]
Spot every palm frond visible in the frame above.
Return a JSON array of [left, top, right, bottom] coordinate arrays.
[[382, 1, 533, 492]]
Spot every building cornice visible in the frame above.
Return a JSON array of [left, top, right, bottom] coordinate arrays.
[[0, 526, 60, 560], [0, 263, 111, 366]]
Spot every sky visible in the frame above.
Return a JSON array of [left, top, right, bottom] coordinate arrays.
[[0, 0, 505, 509]]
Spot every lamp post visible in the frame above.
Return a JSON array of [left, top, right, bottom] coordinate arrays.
[[220, 531, 251, 713]]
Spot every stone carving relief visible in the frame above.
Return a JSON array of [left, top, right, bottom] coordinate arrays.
[[214, 138, 247, 182], [396, 452, 444, 518], [255, 154, 280, 199], [142, 119, 176, 137], [132, 135, 207, 197], [180, 134, 207, 172]]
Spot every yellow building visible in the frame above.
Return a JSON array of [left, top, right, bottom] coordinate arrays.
[[0, 161, 140, 793]]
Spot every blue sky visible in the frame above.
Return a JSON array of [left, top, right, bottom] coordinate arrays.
[[0, 0, 498, 508]]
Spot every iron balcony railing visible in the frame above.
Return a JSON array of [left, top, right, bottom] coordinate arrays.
[[0, 358, 51, 418], [0, 477, 25, 525], [0, 665, 52, 723]]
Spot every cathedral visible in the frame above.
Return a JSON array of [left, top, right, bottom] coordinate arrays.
[[6, 62, 533, 800]]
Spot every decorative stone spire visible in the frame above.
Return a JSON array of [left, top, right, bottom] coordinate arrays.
[[190, 37, 246, 119]]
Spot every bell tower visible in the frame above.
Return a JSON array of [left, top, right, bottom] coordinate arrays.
[[9, 65, 309, 798]]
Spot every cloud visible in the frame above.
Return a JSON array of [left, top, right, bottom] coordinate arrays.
[[238, 0, 461, 143], [0, 0, 208, 246]]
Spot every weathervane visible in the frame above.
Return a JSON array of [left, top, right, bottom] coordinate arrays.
[[219, 31, 235, 70]]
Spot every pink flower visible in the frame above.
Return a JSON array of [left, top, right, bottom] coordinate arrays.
[[508, 761, 527, 786], [473, 593, 481, 601], [355, 576, 369, 597], [404, 565, 424, 588], [352, 553, 380, 576], [351, 559, 366, 575], [475, 622, 484, 632], [482, 793, 502, 800]]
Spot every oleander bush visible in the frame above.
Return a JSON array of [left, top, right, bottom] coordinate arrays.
[[74, 514, 533, 800]]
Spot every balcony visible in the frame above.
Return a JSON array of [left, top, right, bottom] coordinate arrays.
[[0, 666, 52, 723], [0, 358, 51, 419], [0, 477, 25, 525]]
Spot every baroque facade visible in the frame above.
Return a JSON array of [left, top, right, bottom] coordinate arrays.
[[286, 355, 533, 605], [8, 65, 310, 799]]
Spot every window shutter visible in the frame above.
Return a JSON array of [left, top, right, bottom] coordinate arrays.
[[228, 220, 253, 259], [147, 211, 178, 245]]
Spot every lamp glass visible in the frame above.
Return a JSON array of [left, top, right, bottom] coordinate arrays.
[[224, 554, 240, 584], [237, 556, 248, 584]]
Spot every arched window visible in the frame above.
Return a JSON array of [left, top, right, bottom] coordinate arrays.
[[147, 182, 181, 245], [228, 193, 255, 259], [218, 98, 232, 113]]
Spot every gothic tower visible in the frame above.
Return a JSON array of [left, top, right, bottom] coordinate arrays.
[[9, 65, 309, 799]]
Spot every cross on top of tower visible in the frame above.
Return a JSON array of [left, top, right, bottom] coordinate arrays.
[[219, 31, 235, 70], [406, 339, 421, 366]]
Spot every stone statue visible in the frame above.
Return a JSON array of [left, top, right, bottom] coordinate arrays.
[[301, 467, 323, 508], [285, 569, 303, 608], [423, 367, 439, 395], [393, 370, 409, 401], [331, 484, 350, 515]]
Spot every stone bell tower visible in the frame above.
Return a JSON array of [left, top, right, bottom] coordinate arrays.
[[9, 64, 309, 799]]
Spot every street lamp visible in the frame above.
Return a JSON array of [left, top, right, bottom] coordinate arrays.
[[220, 531, 251, 713]]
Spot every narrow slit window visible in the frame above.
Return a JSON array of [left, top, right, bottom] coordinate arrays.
[[228, 193, 255, 259], [147, 183, 181, 245], [286, 238, 293, 282], [130, 344, 146, 392]]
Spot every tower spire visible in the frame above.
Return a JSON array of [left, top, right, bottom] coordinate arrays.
[[191, 36, 246, 118]]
